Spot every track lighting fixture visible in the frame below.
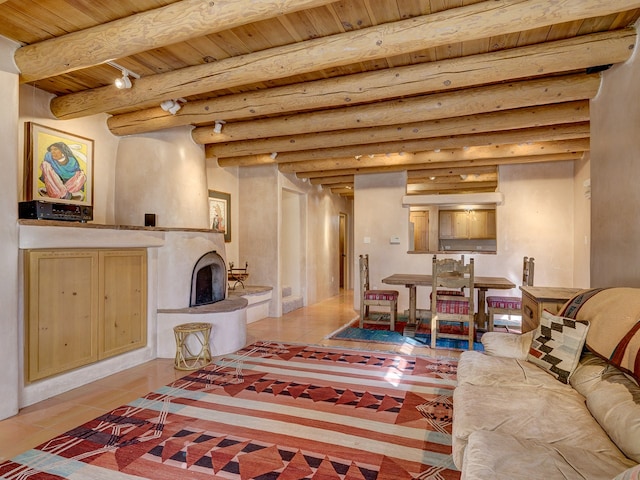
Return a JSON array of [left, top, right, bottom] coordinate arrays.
[[106, 61, 139, 90], [115, 73, 132, 89], [213, 120, 226, 134], [160, 98, 186, 115]]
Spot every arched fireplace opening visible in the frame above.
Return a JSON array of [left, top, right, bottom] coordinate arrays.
[[190, 251, 227, 307]]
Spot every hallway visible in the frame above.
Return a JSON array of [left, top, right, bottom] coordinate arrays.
[[0, 289, 458, 461]]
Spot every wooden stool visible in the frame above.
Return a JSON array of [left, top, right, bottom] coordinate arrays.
[[173, 322, 212, 370]]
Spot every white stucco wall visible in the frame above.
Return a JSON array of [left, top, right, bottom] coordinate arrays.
[[353, 164, 581, 314], [590, 31, 640, 287], [115, 127, 209, 229], [0, 53, 20, 420], [18, 86, 120, 225]]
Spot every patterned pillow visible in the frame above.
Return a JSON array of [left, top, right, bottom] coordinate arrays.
[[612, 464, 640, 480], [527, 310, 590, 384]]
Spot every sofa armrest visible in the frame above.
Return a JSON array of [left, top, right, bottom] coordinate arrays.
[[481, 330, 534, 359]]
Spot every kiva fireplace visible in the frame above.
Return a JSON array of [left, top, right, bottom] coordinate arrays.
[[190, 250, 227, 307]]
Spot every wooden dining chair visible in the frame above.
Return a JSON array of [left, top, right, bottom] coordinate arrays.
[[486, 256, 534, 332], [359, 254, 399, 330], [431, 255, 475, 350]]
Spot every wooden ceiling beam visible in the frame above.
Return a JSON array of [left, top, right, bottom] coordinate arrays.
[[249, 123, 591, 165], [15, 0, 338, 83], [205, 73, 599, 158], [208, 101, 589, 159], [278, 140, 589, 174], [408, 166, 498, 180], [407, 181, 498, 194], [50, 0, 639, 119], [308, 175, 355, 186], [294, 153, 584, 179], [107, 29, 630, 136]]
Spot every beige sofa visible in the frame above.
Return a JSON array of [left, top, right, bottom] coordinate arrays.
[[452, 287, 640, 480]]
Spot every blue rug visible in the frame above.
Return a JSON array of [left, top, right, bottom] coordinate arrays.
[[332, 326, 484, 351]]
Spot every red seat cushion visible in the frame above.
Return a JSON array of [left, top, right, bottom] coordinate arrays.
[[431, 289, 469, 314], [364, 289, 398, 301], [487, 295, 522, 310], [436, 299, 470, 314]]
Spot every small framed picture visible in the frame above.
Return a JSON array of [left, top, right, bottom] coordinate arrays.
[[208, 190, 231, 242], [24, 122, 94, 206]]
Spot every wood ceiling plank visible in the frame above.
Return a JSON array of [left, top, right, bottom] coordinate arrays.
[[15, 0, 341, 82], [211, 121, 590, 161], [290, 152, 585, 179], [111, 29, 629, 137], [49, 0, 640, 119], [266, 139, 590, 173], [195, 74, 600, 145], [288, 151, 584, 179], [207, 102, 590, 158]]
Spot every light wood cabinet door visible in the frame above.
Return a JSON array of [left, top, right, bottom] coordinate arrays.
[[25, 248, 147, 382], [468, 210, 497, 239], [409, 210, 429, 251], [439, 211, 453, 238], [99, 249, 147, 359], [452, 212, 469, 238], [25, 250, 99, 382]]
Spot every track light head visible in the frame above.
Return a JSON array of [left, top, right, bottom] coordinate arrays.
[[114, 73, 132, 89], [160, 98, 185, 115]]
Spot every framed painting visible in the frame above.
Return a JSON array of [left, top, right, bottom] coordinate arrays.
[[208, 190, 231, 242], [25, 122, 94, 207]]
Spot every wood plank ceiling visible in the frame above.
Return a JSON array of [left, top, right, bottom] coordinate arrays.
[[1, 0, 639, 197]]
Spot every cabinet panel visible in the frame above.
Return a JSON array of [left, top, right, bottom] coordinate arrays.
[[409, 211, 429, 251], [26, 250, 99, 381], [439, 211, 453, 238], [25, 248, 147, 382], [99, 250, 147, 359], [452, 212, 469, 238]]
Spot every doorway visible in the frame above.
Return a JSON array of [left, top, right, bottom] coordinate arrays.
[[281, 189, 306, 312], [339, 213, 348, 288]]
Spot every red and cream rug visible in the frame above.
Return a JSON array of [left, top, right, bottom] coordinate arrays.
[[0, 342, 460, 479]]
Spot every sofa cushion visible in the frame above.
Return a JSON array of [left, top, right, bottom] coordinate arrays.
[[569, 352, 608, 397], [587, 368, 640, 463], [560, 287, 640, 381], [462, 430, 636, 480], [457, 350, 573, 391], [527, 310, 589, 384], [481, 330, 534, 359], [452, 383, 623, 469]]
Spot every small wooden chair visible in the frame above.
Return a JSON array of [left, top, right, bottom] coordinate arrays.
[[431, 255, 475, 350], [359, 254, 399, 330], [486, 256, 534, 332], [228, 261, 249, 290]]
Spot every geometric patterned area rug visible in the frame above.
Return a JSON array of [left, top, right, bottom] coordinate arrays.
[[0, 342, 461, 479], [331, 319, 484, 351]]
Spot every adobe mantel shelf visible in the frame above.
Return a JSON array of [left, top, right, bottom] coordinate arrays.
[[17, 219, 220, 249]]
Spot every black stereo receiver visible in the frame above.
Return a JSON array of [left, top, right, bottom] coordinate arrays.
[[19, 200, 93, 222]]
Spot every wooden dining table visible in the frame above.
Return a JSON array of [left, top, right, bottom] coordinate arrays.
[[381, 273, 516, 335]]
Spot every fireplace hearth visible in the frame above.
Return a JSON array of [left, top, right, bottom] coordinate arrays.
[[190, 251, 227, 307]]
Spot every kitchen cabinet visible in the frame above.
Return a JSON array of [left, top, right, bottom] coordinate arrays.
[[25, 248, 147, 382], [439, 209, 496, 240]]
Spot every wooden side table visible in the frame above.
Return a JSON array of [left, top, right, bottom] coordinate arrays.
[[173, 322, 212, 370], [519, 286, 583, 333]]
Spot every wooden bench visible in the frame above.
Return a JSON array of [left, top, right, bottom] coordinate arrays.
[[228, 261, 249, 290]]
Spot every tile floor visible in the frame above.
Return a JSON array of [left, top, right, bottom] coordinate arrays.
[[0, 289, 460, 461]]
